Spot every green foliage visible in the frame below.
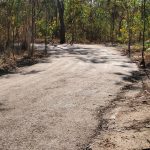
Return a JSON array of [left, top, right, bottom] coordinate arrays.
[[0, 0, 150, 52], [36, 19, 58, 38]]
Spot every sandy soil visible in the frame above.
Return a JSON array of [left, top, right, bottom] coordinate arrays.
[[0, 44, 138, 150]]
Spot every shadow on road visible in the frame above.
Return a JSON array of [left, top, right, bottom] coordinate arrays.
[[0, 102, 13, 112], [20, 70, 44, 75], [39, 44, 123, 65]]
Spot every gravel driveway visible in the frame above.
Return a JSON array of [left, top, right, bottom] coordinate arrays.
[[0, 44, 138, 150]]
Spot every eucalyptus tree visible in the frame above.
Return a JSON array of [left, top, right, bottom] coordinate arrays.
[[57, 0, 65, 44], [141, 0, 146, 67], [42, 0, 56, 54], [0, 0, 150, 61]]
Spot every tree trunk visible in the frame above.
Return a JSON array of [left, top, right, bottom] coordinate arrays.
[[45, 7, 48, 55], [141, 0, 146, 68], [6, 20, 11, 48], [30, 0, 36, 57], [127, 9, 132, 57], [57, 0, 66, 44], [128, 28, 132, 57]]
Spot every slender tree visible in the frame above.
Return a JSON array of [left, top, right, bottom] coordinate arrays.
[[57, 0, 65, 44], [30, 0, 36, 57], [141, 0, 146, 67]]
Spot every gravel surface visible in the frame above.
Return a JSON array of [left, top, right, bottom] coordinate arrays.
[[0, 44, 138, 150]]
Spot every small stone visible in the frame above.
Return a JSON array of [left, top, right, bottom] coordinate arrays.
[[142, 101, 148, 104], [145, 124, 150, 128]]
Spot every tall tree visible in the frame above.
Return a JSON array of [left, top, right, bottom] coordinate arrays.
[[141, 0, 146, 67], [30, 0, 36, 57], [57, 0, 66, 44]]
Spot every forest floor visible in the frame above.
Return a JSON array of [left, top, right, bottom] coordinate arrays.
[[0, 44, 149, 150]]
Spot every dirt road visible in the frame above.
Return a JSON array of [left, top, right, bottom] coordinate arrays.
[[0, 44, 138, 150]]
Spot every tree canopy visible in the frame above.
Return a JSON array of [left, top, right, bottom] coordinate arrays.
[[0, 0, 150, 60]]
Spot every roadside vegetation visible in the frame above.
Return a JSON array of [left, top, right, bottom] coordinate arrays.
[[0, 0, 150, 74]]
